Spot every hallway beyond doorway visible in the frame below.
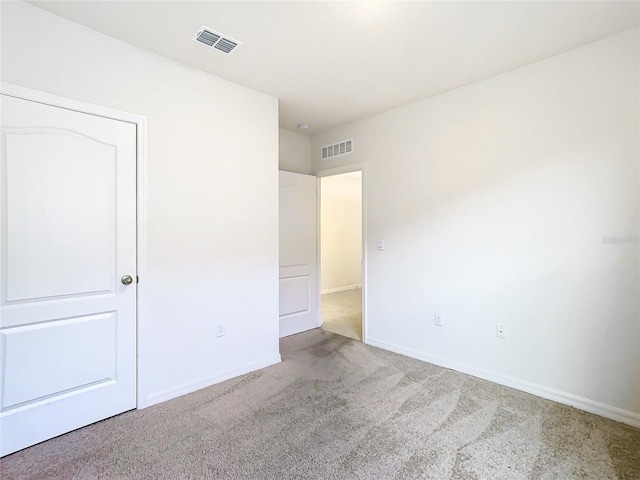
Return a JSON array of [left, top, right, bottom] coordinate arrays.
[[321, 289, 362, 341]]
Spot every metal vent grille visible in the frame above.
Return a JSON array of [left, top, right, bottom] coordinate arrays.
[[192, 26, 242, 55], [321, 139, 354, 160], [215, 38, 238, 53], [196, 30, 220, 47]]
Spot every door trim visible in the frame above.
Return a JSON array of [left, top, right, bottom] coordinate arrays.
[[316, 163, 367, 344], [0, 82, 148, 408]]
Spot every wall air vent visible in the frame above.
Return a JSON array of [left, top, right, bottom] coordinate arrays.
[[193, 25, 242, 55], [321, 138, 354, 161]]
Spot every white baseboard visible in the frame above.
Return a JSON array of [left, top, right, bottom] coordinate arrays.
[[322, 284, 361, 295], [140, 354, 282, 408], [366, 337, 640, 429]]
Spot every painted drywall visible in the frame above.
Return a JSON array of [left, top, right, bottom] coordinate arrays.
[[279, 128, 311, 174], [1, 1, 280, 407], [321, 173, 362, 292], [312, 28, 640, 424]]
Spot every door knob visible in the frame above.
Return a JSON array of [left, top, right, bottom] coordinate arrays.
[[121, 275, 134, 286]]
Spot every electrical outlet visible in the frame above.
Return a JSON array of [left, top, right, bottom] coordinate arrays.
[[496, 323, 506, 339], [434, 313, 443, 327], [216, 324, 226, 338]]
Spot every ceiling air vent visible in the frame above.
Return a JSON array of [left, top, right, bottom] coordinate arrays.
[[193, 25, 242, 55], [215, 37, 238, 54], [321, 139, 354, 161]]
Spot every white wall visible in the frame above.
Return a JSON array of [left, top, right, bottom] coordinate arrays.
[[1, 1, 280, 407], [312, 28, 640, 425], [279, 128, 311, 174], [321, 173, 362, 292]]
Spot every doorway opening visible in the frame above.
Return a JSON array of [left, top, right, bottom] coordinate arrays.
[[319, 171, 363, 341]]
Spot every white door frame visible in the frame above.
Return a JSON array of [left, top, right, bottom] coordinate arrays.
[[0, 82, 148, 408], [316, 163, 367, 344]]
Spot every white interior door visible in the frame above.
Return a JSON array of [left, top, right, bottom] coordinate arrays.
[[279, 171, 318, 337], [0, 94, 137, 456]]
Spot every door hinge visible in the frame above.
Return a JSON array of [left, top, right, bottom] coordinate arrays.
[[136, 275, 139, 284]]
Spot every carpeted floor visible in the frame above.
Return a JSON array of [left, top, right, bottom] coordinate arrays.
[[321, 289, 362, 341], [2, 329, 639, 479]]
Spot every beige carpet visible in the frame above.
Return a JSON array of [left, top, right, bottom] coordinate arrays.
[[321, 289, 362, 341], [2, 329, 639, 479]]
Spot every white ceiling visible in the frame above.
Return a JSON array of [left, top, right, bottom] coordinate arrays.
[[29, 1, 640, 135]]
